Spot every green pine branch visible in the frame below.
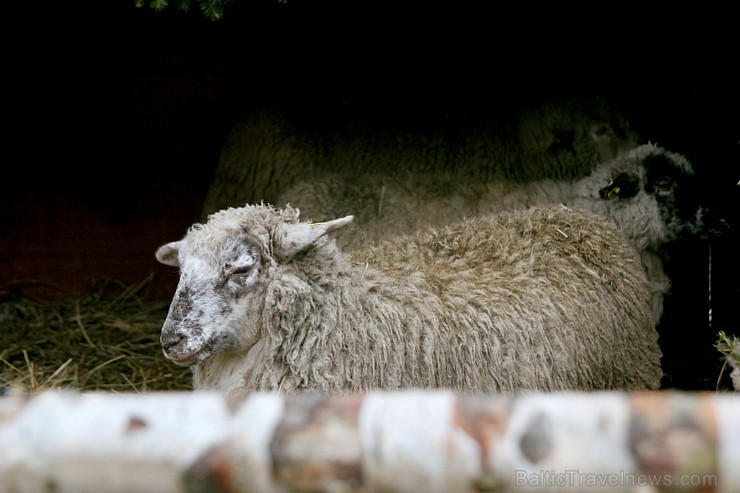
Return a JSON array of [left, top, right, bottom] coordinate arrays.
[[135, 0, 237, 21], [199, 0, 224, 20]]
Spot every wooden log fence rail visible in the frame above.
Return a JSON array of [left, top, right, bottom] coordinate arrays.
[[0, 390, 738, 492]]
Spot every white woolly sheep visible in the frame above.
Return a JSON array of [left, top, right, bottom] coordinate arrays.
[[201, 95, 640, 216], [155, 204, 662, 396], [277, 143, 705, 325]]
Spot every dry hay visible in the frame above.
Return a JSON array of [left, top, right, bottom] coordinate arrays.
[[0, 277, 191, 394]]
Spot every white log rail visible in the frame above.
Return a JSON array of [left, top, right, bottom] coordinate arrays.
[[0, 390, 738, 493]]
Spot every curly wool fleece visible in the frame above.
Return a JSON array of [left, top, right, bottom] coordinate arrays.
[[157, 203, 662, 395]]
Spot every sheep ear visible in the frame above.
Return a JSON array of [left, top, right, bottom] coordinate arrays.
[[156, 241, 183, 267], [274, 216, 354, 261], [598, 172, 641, 200]]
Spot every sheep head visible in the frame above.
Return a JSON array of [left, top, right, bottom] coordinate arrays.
[[155, 204, 353, 366], [587, 144, 706, 250], [515, 95, 640, 178]]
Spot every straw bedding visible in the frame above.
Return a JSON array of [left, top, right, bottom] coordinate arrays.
[[0, 277, 191, 393], [1, 274, 735, 394]]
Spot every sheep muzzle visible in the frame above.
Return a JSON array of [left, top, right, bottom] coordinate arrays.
[[161, 327, 198, 366]]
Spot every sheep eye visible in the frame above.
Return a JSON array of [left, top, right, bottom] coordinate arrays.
[[231, 265, 254, 276], [223, 261, 255, 277], [547, 129, 575, 154], [652, 177, 674, 192], [591, 124, 613, 138]]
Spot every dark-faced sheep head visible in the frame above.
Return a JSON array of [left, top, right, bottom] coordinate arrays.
[[596, 145, 706, 245], [155, 205, 353, 366]]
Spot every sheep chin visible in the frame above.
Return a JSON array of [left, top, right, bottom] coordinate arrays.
[[163, 337, 217, 367], [173, 334, 247, 367]]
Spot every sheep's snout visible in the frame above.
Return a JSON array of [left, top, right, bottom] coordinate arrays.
[[161, 331, 185, 354], [161, 328, 196, 366]]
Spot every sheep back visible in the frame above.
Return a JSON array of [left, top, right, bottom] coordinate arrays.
[[276, 143, 704, 328], [344, 205, 662, 391], [201, 95, 639, 218], [218, 205, 661, 393]]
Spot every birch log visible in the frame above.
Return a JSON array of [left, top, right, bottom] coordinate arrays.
[[0, 390, 738, 493]]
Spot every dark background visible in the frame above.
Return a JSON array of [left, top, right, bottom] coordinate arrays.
[[2, 1, 738, 390]]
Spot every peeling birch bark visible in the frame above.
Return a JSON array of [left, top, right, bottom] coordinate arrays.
[[0, 390, 738, 493]]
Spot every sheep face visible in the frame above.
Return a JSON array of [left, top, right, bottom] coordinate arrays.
[[590, 144, 705, 249], [155, 205, 354, 367], [513, 96, 640, 178], [156, 231, 270, 366]]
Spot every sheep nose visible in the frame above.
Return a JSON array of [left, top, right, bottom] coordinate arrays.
[[161, 332, 187, 354]]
